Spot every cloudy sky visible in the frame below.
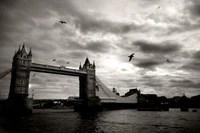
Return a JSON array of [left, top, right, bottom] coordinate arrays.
[[0, 0, 200, 99]]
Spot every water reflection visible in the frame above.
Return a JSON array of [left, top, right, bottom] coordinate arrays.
[[0, 109, 200, 133], [74, 112, 100, 133], [1, 116, 30, 133]]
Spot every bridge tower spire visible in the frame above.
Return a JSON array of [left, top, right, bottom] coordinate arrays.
[[79, 58, 96, 98], [78, 58, 101, 111], [6, 44, 32, 115]]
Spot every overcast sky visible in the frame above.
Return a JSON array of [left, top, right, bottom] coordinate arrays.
[[0, 0, 200, 99]]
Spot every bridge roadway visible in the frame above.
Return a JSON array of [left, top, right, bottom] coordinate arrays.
[[31, 63, 87, 77]]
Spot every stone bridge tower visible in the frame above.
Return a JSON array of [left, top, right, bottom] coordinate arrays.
[[79, 58, 96, 99], [79, 58, 101, 111], [6, 45, 32, 115]]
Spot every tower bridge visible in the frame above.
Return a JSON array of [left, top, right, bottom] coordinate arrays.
[[0, 45, 138, 115]]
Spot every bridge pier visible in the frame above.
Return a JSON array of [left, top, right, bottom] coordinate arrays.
[[74, 96, 102, 112], [5, 95, 33, 116]]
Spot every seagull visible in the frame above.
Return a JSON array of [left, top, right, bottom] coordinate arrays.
[[167, 59, 169, 62], [52, 59, 56, 61], [59, 21, 66, 24], [128, 53, 134, 62], [158, 6, 160, 9], [66, 62, 70, 64], [32, 74, 36, 77]]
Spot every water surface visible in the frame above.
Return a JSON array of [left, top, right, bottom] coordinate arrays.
[[0, 109, 200, 133]]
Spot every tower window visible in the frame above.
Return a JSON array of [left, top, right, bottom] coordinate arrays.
[[22, 60, 26, 65]]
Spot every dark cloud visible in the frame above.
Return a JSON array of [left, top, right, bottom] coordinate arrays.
[[179, 50, 193, 59], [69, 51, 88, 59], [121, 68, 127, 71], [138, 0, 160, 6], [0, 0, 53, 18], [0, 0, 53, 35], [193, 50, 200, 59], [138, 75, 164, 87], [164, 0, 200, 35], [181, 61, 200, 72], [86, 41, 112, 53], [61, 40, 112, 53], [180, 50, 200, 72], [2, 0, 143, 35], [56, 51, 88, 63], [50, 1, 146, 34], [186, 0, 200, 18], [170, 79, 200, 89], [166, 21, 200, 35], [144, 82, 163, 87], [134, 59, 162, 70], [119, 78, 134, 83], [0, 46, 17, 73], [133, 40, 181, 54], [74, 15, 143, 34], [61, 40, 84, 50]]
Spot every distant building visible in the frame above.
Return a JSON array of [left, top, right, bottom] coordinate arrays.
[[67, 96, 83, 102], [123, 88, 139, 97], [141, 94, 158, 104]]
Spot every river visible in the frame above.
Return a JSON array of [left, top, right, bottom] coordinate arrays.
[[0, 109, 200, 133]]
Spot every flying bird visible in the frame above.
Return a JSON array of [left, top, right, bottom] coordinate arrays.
[[59, 21, 66, 24], [66, 62, 70, 64], [32, 74, 36, 77], [128, 53, 134, 62], [52, 59, 56, 61], [157, 6, 160, 9], [167, 59, 169, 62]]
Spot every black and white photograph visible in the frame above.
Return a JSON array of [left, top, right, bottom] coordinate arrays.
[[0, 0, 200, 133]]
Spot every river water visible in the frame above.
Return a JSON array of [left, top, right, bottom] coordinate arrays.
[[0, 109, 200, 133]]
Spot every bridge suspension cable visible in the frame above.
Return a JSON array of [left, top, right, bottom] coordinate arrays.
[[0, 68, 12, 99], [0, 68, 12, 80]]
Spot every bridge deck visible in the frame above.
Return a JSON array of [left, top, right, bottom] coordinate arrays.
[[31, 63, 87, 76]]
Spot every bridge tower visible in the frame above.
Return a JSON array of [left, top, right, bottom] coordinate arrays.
[[6, 45, 33, 115], [79, 58, 101, 111]]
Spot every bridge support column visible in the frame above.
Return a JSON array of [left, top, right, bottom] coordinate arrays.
[[77, 58, 101, 111], [6, 45, 33, 116], [5, 95, 33, 116]]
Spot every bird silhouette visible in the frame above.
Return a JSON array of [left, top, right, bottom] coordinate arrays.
[[52, 59, 56, 61], [128, 53, 134, 62], [59, 21, 66, 24], [167, 59, 169, 62], [158, 6, 160, 9], [32, 74, 36, 77], [66, 62, 70, 64]]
